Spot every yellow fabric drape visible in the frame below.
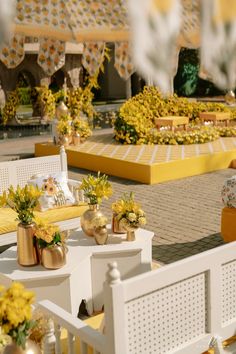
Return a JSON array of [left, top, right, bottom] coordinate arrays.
[[214, 0, 236, 23]]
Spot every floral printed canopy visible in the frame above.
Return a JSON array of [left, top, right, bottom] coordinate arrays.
[[1, 0, 235, 93]]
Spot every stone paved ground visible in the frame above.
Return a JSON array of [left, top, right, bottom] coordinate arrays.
[[1, 133, 235, 264]]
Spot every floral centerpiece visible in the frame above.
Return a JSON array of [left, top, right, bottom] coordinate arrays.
[[0, 185, 42, 266], [57, 120, 72, 147], [79, 172, 112, 237], [0, 282, 39, 351], [112, 192, 146, 241], [34, 220, 67, 269], [72, 118, 92, 142]]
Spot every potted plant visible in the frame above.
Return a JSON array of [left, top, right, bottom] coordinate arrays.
[[72, 118, 92, 144], [0, 185, 42, 266], [112, 192, 146, 241], [0, 282, 41, 354], [79, 172, 112, 237], [34, 220, 67, 269], [57, 120, 72, 147]]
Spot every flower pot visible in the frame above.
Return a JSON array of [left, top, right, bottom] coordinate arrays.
[[3, 339, 41, 354], [17, 223, 39, 266], [72, 132, 81, 146], [59, 135, 70, 147], [56, 101, 69, 119], [41, 244, 66, 269], [80, 204, 104, 237], [93, 225, 108, 245], [126, 230, 136, 242], [112, 214, 126, 234]]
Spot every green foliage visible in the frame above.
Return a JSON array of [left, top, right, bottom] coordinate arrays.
[[17, 88, 31, 105]]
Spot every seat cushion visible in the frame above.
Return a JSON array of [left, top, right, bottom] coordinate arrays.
[[0, 204, 88, 235], [221, 207, 236, 242]]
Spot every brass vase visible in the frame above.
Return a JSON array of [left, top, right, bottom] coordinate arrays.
[[3, 339, 41, 354], [80, 204, 104, 237], [225, 90, 235, 105], [112, 214, 126, 234], [126, 230, 136, 242], [59, 134, 70, 147], [72, 132, 81, 146], [94, 225, 108, 245], [56, 101, 69, 119], [41, 244, 66, 269], [17, 223, 39, 266]]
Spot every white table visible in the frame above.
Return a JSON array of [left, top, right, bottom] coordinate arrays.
[[0, 227, 154, 315]]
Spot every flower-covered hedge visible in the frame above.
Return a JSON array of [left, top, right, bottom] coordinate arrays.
[[114, 86, 236, 145]]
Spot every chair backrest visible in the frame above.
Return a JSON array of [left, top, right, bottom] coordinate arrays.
[[0, 147, 67, 193], [104, 241, 236, 354]]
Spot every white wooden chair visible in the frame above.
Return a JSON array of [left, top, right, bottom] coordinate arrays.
[[39, 241, 236, 354], [0, 146, 84, 246]]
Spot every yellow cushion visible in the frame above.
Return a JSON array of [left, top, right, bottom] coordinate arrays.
[[61, 313, 104, 354], [221, 207, 236, 242], [0, 204, 88, 235]]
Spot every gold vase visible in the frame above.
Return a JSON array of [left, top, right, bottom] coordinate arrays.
[[112, 214, 126, 234], [80, 204, 104, 237], [56, 101, 69, 119], [72, 132, 80, 146], [17, 223, 39, 266], [225, 90, 235, 105], [126, 230, 136, 242], [41, 244, 66, 269], [3, 339, 41, 354], [94, 225, 108, 245], [59, 134, 70, 147]]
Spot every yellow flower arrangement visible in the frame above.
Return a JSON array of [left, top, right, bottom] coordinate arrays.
[[0, 282, 35, 348], [80, 172, 113, 205], [0, 185, 42, 224], [112, 192, 146, 230], [91, 215, 108, 228], [57, 120, 72, 136], [72, 118, 92, 139], [114, 86, 236, 145], [34, 219, 65, 248]]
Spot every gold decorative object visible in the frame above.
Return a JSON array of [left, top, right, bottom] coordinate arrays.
[[41, 244, 66, 269], [81, 204, 104, 237], [93, 225, 108, 245], [112, 214, 126, 234], [3, 339, 41, 354], [72, 132, 80, 146], [56, 101, 69, 119], [225, 90, 235, 105], [17, 223, 39, 266], [59, 134, 70, 147], [126, 229, 136, 242]]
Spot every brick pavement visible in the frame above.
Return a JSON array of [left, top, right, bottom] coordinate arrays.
[[1, 134, 235, 264]]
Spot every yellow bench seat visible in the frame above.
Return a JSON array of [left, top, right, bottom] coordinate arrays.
[[0, 204, 88, 235]]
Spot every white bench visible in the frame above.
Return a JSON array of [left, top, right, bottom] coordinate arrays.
[[0, 146, 84, 247], [39, 241, 236, 354]]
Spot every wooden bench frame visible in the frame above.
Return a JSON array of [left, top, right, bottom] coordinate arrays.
[[199, 112, 232, 126], [0, 146, 83, 247], [155, 116, 189, 131], [39, 241, 236, 354]]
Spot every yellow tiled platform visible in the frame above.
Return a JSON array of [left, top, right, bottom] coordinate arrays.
[[35, 133, 236, 184]]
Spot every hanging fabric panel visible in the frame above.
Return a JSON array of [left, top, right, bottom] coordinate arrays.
[[37, 38, 65, 76], [179, 0, 200, 48], [128, 0, 182, 94], [114, 42, 135, 80], [201, 0, 236, 90], [82, 42, 105, 76], [0, 34, 25, 68]]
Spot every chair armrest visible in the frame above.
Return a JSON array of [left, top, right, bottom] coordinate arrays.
[[67, 179, 85, 203], [38, 300, 105, 352]]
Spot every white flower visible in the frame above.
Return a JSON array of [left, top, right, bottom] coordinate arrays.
[[138, 209, 145, 217], [128, 212, 137, 222], [138, 216, 146, 225]]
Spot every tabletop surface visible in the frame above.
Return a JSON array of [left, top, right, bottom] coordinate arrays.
[[0, 227, 154, 281]]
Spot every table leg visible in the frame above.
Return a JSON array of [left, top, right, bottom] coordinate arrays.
[[171, 125, 175, 132]]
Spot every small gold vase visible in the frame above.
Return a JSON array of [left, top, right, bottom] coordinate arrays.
[[94, 225, 108, 245], [17, 223, 39, 266], [41, 244, 66, 269], [59, 134, 70, 147], [126, 230, 136, 242], [3, 339, 41, 354], [112, 214, 126, 234], [225, 90, 235, 105], [80, 204, 104, 237], [72, 132, 81, 146]]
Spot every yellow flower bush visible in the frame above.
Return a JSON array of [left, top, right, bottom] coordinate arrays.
[[0, 282, 35, 348], [112, 192, 146, 229], [0, 185, 42, 224], [57, 120, 72, 136], [36, 86, 55, 120], [2, 90, 20, 125], [34, 219, 65, 249], [114, 86, 236, 145], [80, 172, 113, 205]]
